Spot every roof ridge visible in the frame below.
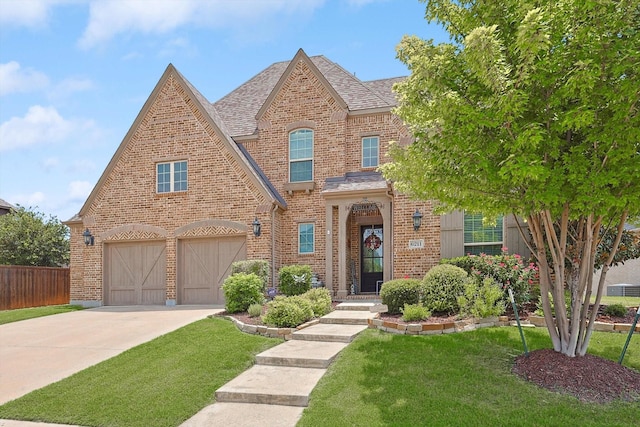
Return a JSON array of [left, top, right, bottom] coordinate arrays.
[[318, 58, 393, 107]]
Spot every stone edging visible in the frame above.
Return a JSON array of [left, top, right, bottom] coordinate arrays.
[[215, 315, 319, 340], [369, 315, 639, 335]]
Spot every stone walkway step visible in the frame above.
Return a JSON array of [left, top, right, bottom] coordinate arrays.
[[335, 302, 377, 311], [180, 402, 303, 427], [215, 365, 326, 407], [256, 339, 348, 368], [320, 310, 377, 325], [292, 323, 368, 343]]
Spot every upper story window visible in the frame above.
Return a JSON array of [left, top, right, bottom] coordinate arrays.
[[463, 212, 503, 255], [157, 160, 188, 193], [289, 129, 313, 182], [298, 223, 315, 254], [362, 136, 379, 168]]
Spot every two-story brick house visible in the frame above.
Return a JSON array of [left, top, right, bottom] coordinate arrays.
[[66, 49, 529, 307]]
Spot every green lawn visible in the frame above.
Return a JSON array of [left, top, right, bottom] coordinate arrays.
[[0, 304, 85, 325], [0, 317, 281, 427], [594, 295, 640, 307], [298, 327, 640, 427]]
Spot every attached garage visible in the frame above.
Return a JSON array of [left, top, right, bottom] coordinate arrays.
[[104, 241, 167, 305], [178, 236, 247, 305]]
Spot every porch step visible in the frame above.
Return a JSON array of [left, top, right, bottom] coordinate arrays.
[[335, 302, 377, 311], [255, 340, 348, 369], [215, 365, 326, 407], [181, 402, 304, 427], [292, 323, 368, 343], [320, 310, 377, 325]]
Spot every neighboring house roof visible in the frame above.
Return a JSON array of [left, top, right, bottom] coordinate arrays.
[[0, 198, 15, 213]]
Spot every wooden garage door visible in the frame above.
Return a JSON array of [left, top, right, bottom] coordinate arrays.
[[178, 236, 246, 305], [104, 242, 166, 305]]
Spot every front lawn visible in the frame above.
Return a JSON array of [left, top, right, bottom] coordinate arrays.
[[0, 317, 281, 427], [0, 304, 85, 325], [298, 327, 639, 427]]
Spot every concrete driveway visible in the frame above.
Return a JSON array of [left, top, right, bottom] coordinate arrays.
[[0, 305, 223, 405]]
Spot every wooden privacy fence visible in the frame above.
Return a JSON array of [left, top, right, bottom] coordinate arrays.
[[0, 265, 70, 310]]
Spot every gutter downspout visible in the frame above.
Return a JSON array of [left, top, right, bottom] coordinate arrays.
[[271, 204, 278, 288]]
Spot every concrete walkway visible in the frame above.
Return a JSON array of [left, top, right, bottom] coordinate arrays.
[[0, 305, 221, 406], [181, 302, 377, 427]]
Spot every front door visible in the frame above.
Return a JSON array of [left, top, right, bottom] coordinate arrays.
[[361, 225, 383, 293]]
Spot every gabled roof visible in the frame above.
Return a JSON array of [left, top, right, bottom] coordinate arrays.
[[0, 198, 15, 211], [214, 48, 403, 137], [72, 64, 285, 221]]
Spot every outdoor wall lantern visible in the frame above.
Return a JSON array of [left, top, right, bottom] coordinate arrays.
[[83, 228, 95, 246], [412, 209, 423, 231], [252, 217, 261, 237]]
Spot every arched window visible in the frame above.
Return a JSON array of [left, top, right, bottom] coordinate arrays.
[[289, 129, 313, 182]]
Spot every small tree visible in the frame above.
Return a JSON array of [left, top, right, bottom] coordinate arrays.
[[0, 205, 69, 267]]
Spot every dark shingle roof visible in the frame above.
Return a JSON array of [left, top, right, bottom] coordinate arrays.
[[322, 171, 389, 194]]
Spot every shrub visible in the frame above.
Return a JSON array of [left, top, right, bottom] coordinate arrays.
[[442, 249, 537, 306], [401, 303, 431, 322], [379, 279, 421, 314], [247, 303, 263, 318], [457, 277, 506, 318], [603, 303, 628, 317], [262, 295, 314, 328], [221, 273, 264, 313], [278, 265, 312, 296], [232, 260, 270, 290], [302, 287, 332, 317], [421, 264, 468, 314]]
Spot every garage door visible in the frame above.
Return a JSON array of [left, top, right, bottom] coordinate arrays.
[[104, 241, 167, 305], [178, 236, 246, 304]]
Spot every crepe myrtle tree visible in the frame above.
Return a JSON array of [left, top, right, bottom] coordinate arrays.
[[382, 0, 640, 357]]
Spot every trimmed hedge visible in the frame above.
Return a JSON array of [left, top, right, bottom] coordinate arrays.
[[278, 265, 312, 296], [421, 264, 468, 314], [232, 260, 269, 290], [222, 273, 264, 313], [380, 279, 421, 314], [262, 295, 314, 328], [303, 288, 333, 317]]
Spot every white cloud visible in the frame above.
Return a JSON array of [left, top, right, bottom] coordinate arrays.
[[79, 0, 325, 49], [0, 105, 98, 152], [67, 180, 94, 201], [0, 61, 50, 96], [11, 192, 46, 208], [48, 76, 94, 100], [41, 157, 60, 172], [0, 0, 78, 28]]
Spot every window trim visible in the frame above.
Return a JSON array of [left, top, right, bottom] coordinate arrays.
[[463, 212, 504, 255], [289, 129, 314, 183], [298, 223, 315, 254], [361, 136, 379, 168], [156, 160, 188, 194]]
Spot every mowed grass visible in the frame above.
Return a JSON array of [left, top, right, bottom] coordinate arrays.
[[0, 317, 281, 427], [298, 327, 640, 427], [0, 304, 85, 325], [594, 295, 640, 307]]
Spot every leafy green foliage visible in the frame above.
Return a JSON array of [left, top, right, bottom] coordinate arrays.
[[421, 265, 468, 314], [302, 287, 332, 317], [401, 303, 431, 322], [442, 249, 536, 305], [381, 0, 640, 356], [247, 303, 263, 318], [603, 304, 628, 318], [221, 273, 264, 313], [262, 295, 314, 328], [595, 229, 640, 270], [278, 264, 312, 296], [379, 279, 422, 314], [231, 260, 270, 289], [0, 205, 69, 267], [457, 277, 506, 318]]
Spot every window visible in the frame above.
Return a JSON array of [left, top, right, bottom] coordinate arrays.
[[156, 160, 187, 193], [463, 212, 503, 255], [289, 129, 313, 182], [362, 136, 379, 168], [298, 223, 315, 254]]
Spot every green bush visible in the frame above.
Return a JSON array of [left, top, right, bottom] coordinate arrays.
[[380, 279, 421, 314], [278, 265, 312, 296], [302, 288, 332, 317], [401, 303, 431, 322], [421, 264, 468, 314], [457, 277, 506, 318], [262, 295, 314, 327], [232, 260, 270, 290], [221, 273, 264, 313], [603, 303, 628, 317], [247, 303, 263, 318]]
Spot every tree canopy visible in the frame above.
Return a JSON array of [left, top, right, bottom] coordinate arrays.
[[382, 0, 640, 356], [0, 206, 70, 267]]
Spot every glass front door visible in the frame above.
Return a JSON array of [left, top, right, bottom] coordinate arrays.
[[361, 225, 383, 293]]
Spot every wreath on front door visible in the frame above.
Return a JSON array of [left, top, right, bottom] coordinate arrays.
[[364, 232, 382, 251]]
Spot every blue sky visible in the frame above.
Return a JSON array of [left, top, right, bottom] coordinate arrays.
[[0, 0, 448, 222]]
